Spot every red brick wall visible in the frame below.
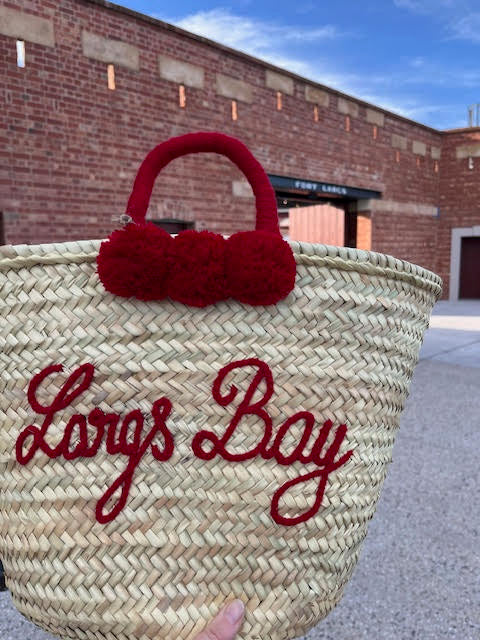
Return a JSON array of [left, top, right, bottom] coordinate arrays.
[[437, 129, 480, 295], [1, 0, 474, 298], [371, 209, 439, 270]]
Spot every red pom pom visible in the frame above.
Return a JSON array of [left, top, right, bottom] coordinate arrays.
[[226, 231, 296, 305], [167, 230, 227, 307], [97, 222, 173, 301]]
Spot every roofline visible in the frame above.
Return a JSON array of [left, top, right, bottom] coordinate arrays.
[[441, 126, 480, 134], [81, 0, 448, 136]]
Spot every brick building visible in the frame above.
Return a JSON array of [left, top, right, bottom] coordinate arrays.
[[1, 0, 479, 299]]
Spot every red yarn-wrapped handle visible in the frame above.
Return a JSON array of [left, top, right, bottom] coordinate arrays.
[[126, 132, 280, 235]]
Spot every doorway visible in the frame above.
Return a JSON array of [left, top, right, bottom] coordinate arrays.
[[269, 175, 381, 248], [276, 193, 345, 245], [459, 236, 480, 298], [450, 226, 480, 300]]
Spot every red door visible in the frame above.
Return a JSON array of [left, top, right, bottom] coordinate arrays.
[[459, 237, 480, 299]]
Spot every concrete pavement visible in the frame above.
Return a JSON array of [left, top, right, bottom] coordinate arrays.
[[1, 303, 479, 640], [419, 300, 480, 369]]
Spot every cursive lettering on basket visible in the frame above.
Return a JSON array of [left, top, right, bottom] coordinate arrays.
[[15, 363, 174, 524], [16, 360, 353, 526], [192, 359, 354, 525]]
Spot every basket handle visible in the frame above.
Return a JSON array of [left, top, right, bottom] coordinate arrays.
[[125, 132, 280, 235]]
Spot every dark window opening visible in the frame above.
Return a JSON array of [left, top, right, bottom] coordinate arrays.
[[151, 218, 195, 234], [0, 212, 5, 245]]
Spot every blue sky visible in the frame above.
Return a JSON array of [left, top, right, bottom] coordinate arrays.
[[114, 0, 480, 130]]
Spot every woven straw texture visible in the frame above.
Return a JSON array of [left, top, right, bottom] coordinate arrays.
[[0, 238, 442, 640]]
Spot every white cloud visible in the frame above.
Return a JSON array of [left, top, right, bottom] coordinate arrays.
[[356, 56, 480, 91], [393, 0, 456, 13], [171, 9, 340, 51], [397, 58, 480, 88], [410, 56, 426, 68], [159, 8, 356, 93], [450, 12, 480, 43], [393, 0, 480, 45], [296, 2, 317, 14]]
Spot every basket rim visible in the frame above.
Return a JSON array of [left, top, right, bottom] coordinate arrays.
[[0, 237, 443, 296], [289, 239, 442, 290]]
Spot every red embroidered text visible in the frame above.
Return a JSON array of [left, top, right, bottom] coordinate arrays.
[[16, 363, 174, 524], [16, 360, 353, 526], [192, 359, 353, 525]]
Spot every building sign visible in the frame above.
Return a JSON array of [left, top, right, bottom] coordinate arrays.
[[293, 180, 347, 196], [269, 175, 381, 200]]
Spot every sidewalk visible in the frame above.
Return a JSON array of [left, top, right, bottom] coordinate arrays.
[[419, 300, 480, 368]]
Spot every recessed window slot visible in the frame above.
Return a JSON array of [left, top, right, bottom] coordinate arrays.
[[276, 91, 282, 111], [313, 105, 319, 122], [373, 125, 378, 140], [107, 64, 116, 90], [232, 100, 238, 121], [179, 84, 186, 108], [16, 40, 25, 68], [396, 151, 400, 163], [434, 160, 439, 173], [416, 156, 420, 167], [345, 116, 351, 132]]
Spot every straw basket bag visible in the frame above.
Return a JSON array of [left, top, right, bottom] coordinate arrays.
[[0, 132, 442, 640]]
